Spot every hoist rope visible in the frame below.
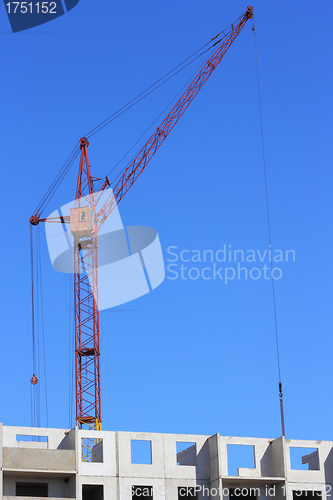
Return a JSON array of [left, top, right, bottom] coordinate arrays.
[[30, 226, 36, 377], [38, 227, 49, 428], [30, 225, 49, 429], [36, 230, 41, 430], [252, 19, 285, 437], [30, 226, 38, 429]]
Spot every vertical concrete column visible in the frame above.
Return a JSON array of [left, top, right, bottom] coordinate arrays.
[[208, 434, 222, 500], [115, 431, 120, 500]]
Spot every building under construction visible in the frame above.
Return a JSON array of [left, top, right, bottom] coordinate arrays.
[[0, 424, 331, 500]]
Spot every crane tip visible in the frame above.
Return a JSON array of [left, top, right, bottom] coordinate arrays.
[[246, 6, 254, 19], [80, 137, 89, 149]]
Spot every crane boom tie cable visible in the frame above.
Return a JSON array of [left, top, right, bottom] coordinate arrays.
[[99, 44, 223, 191], [33, 19, 240, 218], [252, 19, 285, 437], [83, 16, 242, 140], [84, 30, 231, 141]]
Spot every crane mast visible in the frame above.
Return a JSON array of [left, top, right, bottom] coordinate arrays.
[[71, 138, 101, 433], [29, 7, 253, 455]]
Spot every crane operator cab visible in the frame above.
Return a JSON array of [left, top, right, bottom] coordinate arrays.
[[70, 206, 94, 238]]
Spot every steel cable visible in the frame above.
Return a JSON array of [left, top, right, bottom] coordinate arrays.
[[253, 19, 285, 437], [33, 20, 239, 217]]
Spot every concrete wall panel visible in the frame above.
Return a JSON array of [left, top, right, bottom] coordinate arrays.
[[78, 430, 116, 478], [117, 432, 165, 479], [164, 434, 209, 480], [2, 448, 75, 472]]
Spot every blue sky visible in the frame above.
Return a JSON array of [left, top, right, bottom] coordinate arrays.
[[1, 0, 332, 443]]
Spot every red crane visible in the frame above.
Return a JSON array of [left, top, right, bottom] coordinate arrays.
[[30, 6, 253, 450]]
